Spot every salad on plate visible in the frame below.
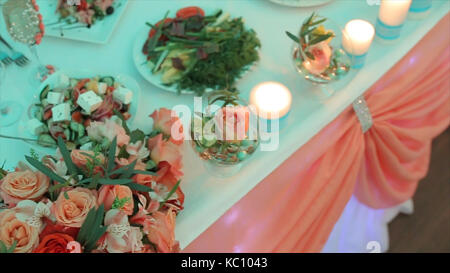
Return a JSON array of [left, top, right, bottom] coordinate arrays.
[[56, 0, 117, 26], [27, 72, 135, 149], [140, 6, 261, 95]]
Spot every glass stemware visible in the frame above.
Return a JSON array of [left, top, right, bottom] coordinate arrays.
[[2, 0, 48, 85], [0, 62, 23, 127]]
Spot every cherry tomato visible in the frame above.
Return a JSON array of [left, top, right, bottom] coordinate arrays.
[[77, 0, 88, 11], [176, 6, 205, 19], [84, 119, 91, 127], [71, 111, 83, 123], [43, 109, 52, 121]]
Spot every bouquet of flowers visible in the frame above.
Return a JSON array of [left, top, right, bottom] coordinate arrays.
[[0, 108, 185, 253]]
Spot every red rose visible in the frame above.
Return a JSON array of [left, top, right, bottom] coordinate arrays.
[[33, 233, 79, 253]]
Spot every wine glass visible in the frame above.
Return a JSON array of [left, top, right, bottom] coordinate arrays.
[[2, 0, 48, 86], [0, 62, 23, 127]]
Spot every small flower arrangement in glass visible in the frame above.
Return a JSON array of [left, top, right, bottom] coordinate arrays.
[[286, 13, 352, 85], [190, 90, 259, 177]]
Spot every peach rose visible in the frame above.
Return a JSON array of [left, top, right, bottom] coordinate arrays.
[[97, 185, 134, 215], [150, 108, 184, 145], [52, 188, 97, 228], [0, 170, 50, 207], [303, 41, 332, 75], [143, 207, 179, 253], [71, 150, 105, 167], [101, 209, 143, 253], [147, 134, 183, 178], [155, 161, 185, 207], [0, 208, 40, 253]]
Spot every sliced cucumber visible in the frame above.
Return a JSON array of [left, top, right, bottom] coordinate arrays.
[[64, 128, 70, 140], [35, 106, 44, 121], [100, 76, 115, 86], [41, 99, 49, 108], [40, 85, 51, 101], [37, 134, 56, 147], [78, 136, 90, 145]]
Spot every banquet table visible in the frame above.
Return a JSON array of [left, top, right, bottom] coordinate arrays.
[[0, 0, 449, 253]]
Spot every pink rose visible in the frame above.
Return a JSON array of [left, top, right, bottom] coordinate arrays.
[[97, 185, 134, 215], [52, 188, 97, 228], [100, 209, 143, 253], [150, 108, 184, 145], [0, 168, 50, 207], [70, 150, 105, 175], [303, 41, 332, 75], [143, 207, 180, 253]]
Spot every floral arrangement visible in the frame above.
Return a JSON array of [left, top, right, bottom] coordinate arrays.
[[286, 12, 351, 82], [191, 91, 258, 165], [0, 108, 185, 253]]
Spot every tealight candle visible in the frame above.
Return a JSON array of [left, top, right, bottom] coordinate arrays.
[[342, 19, 375, 68], [249, 82, 292, 132], [409, 0, 432, 19], [376, 0, 412, 40]]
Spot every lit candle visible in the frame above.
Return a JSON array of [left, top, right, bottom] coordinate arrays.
[[342, 19, 375, 68], [409, 0, 432, 19], [249, 82, 292, 132], [376, 0, 412, 40]]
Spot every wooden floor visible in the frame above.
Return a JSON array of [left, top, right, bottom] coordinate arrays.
[[388, 128, 450, 253]]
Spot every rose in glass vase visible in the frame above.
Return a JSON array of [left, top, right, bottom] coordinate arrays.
[[191, 90, 259, 177], [286, 13, 352, 85]]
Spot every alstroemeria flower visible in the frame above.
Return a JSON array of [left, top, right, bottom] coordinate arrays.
[[15, 200, 53, 231], [126, 140, 150, 160], [147, 134, 183, 178], [142, 207, 180, 253], [100, 209, 144, 253], [87, 118, 130, 147]]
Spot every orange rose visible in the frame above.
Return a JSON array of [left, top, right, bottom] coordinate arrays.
[[33, 233, 78, 253], [303, 41, 332, 75], [150, 108, 184, 145], [70, 150, 105, 169], [0, 208, 40, 253], [0, 170, 50, 207], [52, 188, 97, 228], [143, 207, 179, 253], [97, 185, 134, 215]]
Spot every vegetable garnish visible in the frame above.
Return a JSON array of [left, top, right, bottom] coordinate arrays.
[[142, 7, 261, 95]]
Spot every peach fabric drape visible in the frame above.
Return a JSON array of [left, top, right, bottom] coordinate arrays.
[[183, 14, 450, 253]]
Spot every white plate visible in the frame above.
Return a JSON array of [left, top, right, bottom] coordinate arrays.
[[19, 70, 141, 152], [133, 11, 259, 94], [269, 0, 333, 7], [38, 0, 128, 44]]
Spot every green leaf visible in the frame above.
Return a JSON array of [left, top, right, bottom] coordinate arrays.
[[85, 226, 107, 252], [57, 136, 81, 177], [129, 129, 145, 144], [107, 137, 117, 173], [25, 156, 67, 184], [309, 18, 327, 27], [286, 31, 300, 44], [76, 207, 97, 244], [126, 183, 153, 192], [147, 11, 170, 54], [308, 33, 334, 46], [0, 241, 6, 253], [86, 204, 104, 245], [119, 160, 137, 179], [64, 191, 70, 200], [98, 178, 133, 185], [133, 169, 157, 176], [159, 180, 181, 209], [305, 51, 315, 60]]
